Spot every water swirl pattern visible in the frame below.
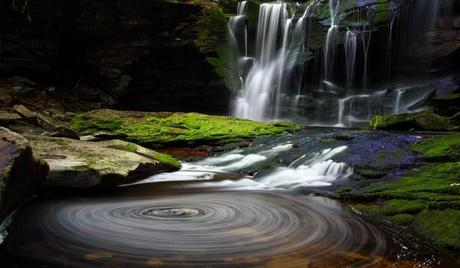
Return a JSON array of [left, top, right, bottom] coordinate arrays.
[[7, 190, 387, 267]]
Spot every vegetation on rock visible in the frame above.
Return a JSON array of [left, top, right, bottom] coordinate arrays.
[[347, 133, 460, 250], [29, 136, 181, 188], [69, 109, 300, 148], [370, 109, 454, 131]]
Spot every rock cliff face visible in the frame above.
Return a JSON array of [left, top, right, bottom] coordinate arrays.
[[0, 0, 230, 114]]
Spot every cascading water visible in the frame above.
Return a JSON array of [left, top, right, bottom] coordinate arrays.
[[230, 0, 443, 126], [345, 29, 357, 88], [323, 0, 341, 82], [229, 1, 248, 56], [234, 3, 289, 120]]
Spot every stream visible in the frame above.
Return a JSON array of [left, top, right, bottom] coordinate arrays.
[[1, 129, 457, 267]]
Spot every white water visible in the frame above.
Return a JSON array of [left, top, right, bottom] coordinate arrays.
[[345, 29, 357, 88], [134, 142, 351, 190], [324, 0, 341, 81], [229, 0, 441, 126], [259, 146, 352, 188], [361, 30, 372, 88], [229, 1, 248, 57], [234, 3, 288, 120], [233, 1, 318, 120]]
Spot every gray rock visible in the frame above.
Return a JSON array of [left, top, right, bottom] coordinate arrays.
[[0, 127, 49, 223], [27, 136, 181, 188]]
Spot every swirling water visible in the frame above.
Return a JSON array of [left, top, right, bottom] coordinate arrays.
[[5, 188, 388, 267], [2, 130, 456, 267]]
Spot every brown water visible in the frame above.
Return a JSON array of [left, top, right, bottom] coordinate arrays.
[[2, 180, 457, 268]]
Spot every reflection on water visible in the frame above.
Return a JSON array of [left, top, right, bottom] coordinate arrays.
[[5, 185, 388, 267]]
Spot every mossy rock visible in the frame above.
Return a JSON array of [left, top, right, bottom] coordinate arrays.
[[69, 109, 300, 148], [370, 109, 453, 131], [411, 134, 460, 162], [431, 93, 460, 117], [350, 160, 460, 250], [28, 136, 181, 188]]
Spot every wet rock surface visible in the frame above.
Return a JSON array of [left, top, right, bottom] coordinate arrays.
[[27, 136, 181, 188], [0, 127, 48, 223]]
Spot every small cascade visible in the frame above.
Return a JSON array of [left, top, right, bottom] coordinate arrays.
[[361, 30, 372, 88], [323, 0, 341, 82], [394, 89, 403, 114], [259, 146, 352, 188], [229, 1, 248, 56], [345, 29, 357, 88]]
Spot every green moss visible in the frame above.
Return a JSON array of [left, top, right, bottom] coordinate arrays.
[[70, 110, 300, 148], [350, 161, 460, 250], [390, 214, 416, 225], [411, 134, 460, 161], [69, 115, 124, 135], [364, 163, 460, 199], [153, 152, 181, 169], [370, 109, 452, 131], [349, 133, 460, 250], [370, 113, 415, 130], [106, 143, 138, 153], [416, 209, 460, 249]]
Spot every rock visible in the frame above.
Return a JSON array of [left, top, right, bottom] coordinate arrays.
[[0, 88, 14, 108], [370, 113, 418, 130], [27, 136, 181, 188], [12, 104, 79, 139], [0, 111, 22, 125], [370, 109, 453, 131], [0, 127, 49, 223], [414, 111, 452, 131], [13, 105, 37, 120], [451, 112, 460, 124], [431, 93, 460, 117], [69, 109, 300, 148], [0, 0, 229, 114]]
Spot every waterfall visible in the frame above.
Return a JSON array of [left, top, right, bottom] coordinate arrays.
[[323, 0, 341, 82], [345, 29, 357, 88], [394, 89, 403, 114], [234, 3, 288, 120], [361, 30, 372, 88], [229, 1, 248, 57], [229, 0, 442, 126], [233, 1, 319, 120]]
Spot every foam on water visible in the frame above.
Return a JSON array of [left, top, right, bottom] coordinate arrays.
[[133, 143, 352, 190]]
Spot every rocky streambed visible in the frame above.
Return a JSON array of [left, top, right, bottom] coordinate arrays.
[[0, 108, 459, 267]]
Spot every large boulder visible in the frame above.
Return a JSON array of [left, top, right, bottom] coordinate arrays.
[[68, 109, 300, 148], [370, 109, 454, 131], [0, 127, 48, 223], [28, 136, 181, 188]]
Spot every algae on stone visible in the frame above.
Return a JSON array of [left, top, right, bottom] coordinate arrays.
[[70, 109, 300, 148], [28, 136, 181, 188], [348, 133, 460, 250], [370, 109, 453, 131]]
